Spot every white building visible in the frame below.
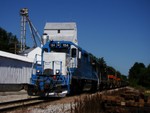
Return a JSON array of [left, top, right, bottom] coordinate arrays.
[[43, 22, 78, 45], [0, 47, 41, 91]]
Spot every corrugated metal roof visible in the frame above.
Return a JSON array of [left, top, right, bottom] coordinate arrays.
[[19, 48, 35, 55], [44, 22, 76, 30], [0, 50, 33, 63]]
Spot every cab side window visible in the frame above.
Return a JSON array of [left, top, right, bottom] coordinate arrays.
[[43, 48, 48, 52], [71, 48, 77, 58]]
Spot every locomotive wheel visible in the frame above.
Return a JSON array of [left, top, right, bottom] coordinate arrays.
[[99, 82, 104, 91], [70, 79, 76, 95], [27, 85, 37, 96], [70, 79, 84, 95], [90, 81, 98, 93]]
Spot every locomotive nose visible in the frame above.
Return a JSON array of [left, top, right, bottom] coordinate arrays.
[[43, 69, 53, 76]]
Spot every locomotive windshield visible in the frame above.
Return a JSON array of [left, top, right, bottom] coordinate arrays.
[[49, 42, 70, 54], [51, 48, 69, 53]]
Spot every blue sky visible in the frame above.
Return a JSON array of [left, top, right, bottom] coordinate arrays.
[[0, 0, 150, 75]]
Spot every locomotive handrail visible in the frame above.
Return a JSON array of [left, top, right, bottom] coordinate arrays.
[[31, 54, 42, 75], [65, 56, 73, 87]]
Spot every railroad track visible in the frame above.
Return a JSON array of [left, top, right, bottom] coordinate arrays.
[[0, 87, 128, 112], [0, 97, 58, 112]]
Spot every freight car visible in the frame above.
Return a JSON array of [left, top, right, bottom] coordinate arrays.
[[26, 23, 127, 97]]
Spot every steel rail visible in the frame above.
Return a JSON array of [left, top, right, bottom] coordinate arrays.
[[0, 97, 58, 112]]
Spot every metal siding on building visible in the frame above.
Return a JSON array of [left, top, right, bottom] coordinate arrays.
[[0, 49, 40, 91], [0, 56, 32, 84], [44, 22, 78, 45], [44, 22, 76, 30]]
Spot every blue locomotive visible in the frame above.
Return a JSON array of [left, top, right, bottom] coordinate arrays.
[[27, 23, 99, 97], [28, 41, 99, 97]]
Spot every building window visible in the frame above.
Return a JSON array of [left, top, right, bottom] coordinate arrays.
[[58, 30, 60, 33]]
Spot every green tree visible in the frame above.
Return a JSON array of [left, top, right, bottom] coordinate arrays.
[[98, 57, 107, 71], [128, 62, 150, 88], [138, 64, 150, 88], [116, 71, 121, 78], [129, 62, 145, 80], [120, 74, 127, 81], [0, 27, 20, 54], [0, 27, 9, 51], [98, 57, 107, 79], [107, 66, 116, 75]]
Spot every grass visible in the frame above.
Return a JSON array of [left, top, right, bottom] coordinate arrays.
[[71, 93, 104, 113]]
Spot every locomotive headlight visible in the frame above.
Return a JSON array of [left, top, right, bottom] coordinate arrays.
[[36, 70, 41, 74], [56, 69, 60, 75]]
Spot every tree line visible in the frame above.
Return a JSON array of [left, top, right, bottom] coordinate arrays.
[[129, 62, 150, 89], [0, 27, 20, 54], [0, 27, 30, 53], [89, 54, 127, 81]]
